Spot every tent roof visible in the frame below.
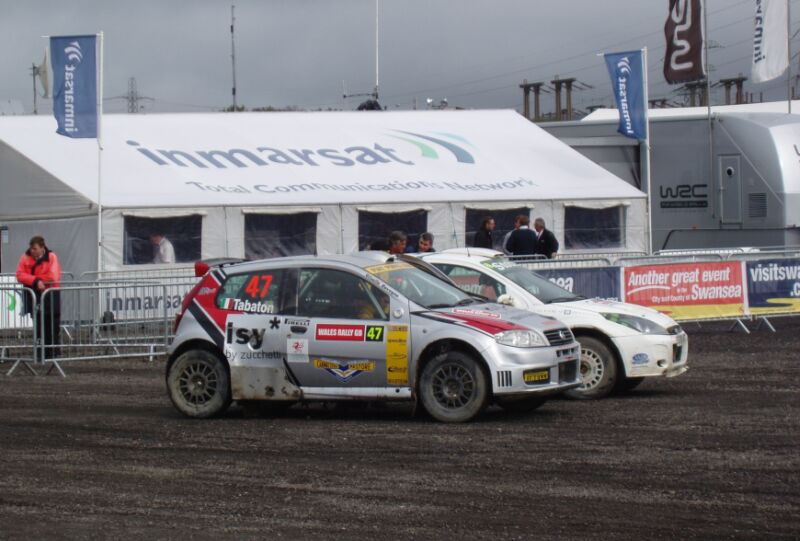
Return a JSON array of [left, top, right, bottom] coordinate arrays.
[[0, 110, 644, 208], [582, 100, 800, 122]]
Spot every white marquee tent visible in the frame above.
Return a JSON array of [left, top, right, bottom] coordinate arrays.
[[0, 109, 646, 276]]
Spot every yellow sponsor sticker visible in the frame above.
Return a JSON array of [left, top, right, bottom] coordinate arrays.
[[386, 324, 409, 385], [523, 369, 550, 384], [366, 262, 413, 275], [313, 359, 374, 372]]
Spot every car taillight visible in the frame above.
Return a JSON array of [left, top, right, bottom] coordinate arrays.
[[195, 261, 210, 277]]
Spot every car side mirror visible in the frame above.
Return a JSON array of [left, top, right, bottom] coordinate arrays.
[[497, 294, 518, 307]]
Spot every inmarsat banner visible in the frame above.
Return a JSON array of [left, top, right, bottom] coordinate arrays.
[[663, 0, 706, 84], [604, 50, 647, 140], [751, 0, 789, 83], [50, 35, 97, 138]]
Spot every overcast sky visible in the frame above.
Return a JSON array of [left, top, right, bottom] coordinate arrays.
[[2, 0, 798, 115]]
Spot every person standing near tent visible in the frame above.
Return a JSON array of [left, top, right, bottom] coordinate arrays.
[[387, 231, 408, 254], [405, 232, 435, 253], [532, 217, 559, 259], [502, 215, 525, 254], [505, 215, 537, 256], [472, 216, 496, 249], [16, 236, 62, 359], [150, 232, 176, 264]]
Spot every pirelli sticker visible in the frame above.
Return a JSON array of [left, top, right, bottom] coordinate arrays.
[[386, 324, 409, 386]]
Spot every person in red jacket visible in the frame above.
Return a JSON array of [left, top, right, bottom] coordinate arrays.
[[16, 236, 62, 359]]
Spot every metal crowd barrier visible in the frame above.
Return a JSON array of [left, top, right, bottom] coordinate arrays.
[[80, 265, 195, 282], [0, 285, 37, 375], [0, 272, 75, 283], [1, 279, 197, 377], [35, 281, 198, 376], [613, 253, 725, 266], [517, 257, 613, 270], [557, 250, 646, 261], [724, 249, 800, 261]]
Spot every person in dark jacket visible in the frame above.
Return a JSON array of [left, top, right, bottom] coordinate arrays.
[[405, 232, 435, 253], [472, 217, 495, 249], [16, 236, 62, 359], [532, 217, 559, 259], [505, 215, 537, 256], [387, 231, 408, 254]]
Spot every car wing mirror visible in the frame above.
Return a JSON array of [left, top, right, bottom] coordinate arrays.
[[497, 294, 518, 307]]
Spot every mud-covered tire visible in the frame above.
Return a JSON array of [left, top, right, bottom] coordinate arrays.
[[565, 336, 617, 400], [616, 377, 645, 393], [167, 349, 231, 418], [419, 351, 489, 423], [496, 396, 548, 414]]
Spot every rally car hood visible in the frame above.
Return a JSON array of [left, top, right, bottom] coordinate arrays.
[[557, 298, 677, 328], [416, 302, 567, 336]]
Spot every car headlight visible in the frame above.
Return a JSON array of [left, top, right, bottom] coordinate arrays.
[[602, 313, 668, 335], [495, 330, 547, 348]]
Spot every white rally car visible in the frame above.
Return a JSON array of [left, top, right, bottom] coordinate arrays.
[[418, 249, 689, 399]]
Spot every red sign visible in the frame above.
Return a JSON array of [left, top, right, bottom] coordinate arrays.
[[315, 324, 365, 341], [624, 261, 745, 320]]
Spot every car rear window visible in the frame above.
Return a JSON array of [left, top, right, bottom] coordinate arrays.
[[216, 269, 284, 314]]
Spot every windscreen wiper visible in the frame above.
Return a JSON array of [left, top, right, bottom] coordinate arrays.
[[546, 296, 584, 304]]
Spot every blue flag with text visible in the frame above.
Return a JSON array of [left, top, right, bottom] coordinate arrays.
[[604, 50, 646, 140], [50, 35, 97, 138]]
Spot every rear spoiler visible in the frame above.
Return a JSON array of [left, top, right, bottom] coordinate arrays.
[[194, 258, 245, 277]]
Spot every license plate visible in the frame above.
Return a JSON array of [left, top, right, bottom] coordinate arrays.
[[523, 369, 550, 384]]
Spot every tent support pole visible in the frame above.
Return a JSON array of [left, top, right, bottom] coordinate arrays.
[[339, 204, 345, 254], [96, 31, 104, 272], [642, 47, 653, 254]]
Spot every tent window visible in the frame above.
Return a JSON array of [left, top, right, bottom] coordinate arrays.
[[245, 213, 317, 259], [358, 210, 427, 251], [465, 208, 528, 251], [564, 206, 625, 249], [123, 215, 202, 265]]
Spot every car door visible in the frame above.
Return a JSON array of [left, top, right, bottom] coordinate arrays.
[[215, 267, 288, 358], [285, 267, 392, 389]]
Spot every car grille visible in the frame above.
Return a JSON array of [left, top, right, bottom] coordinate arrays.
[[559, 360, 578, 383], [673, 344, 684, 363], [496, 370, 513, 388], [544, 328, 574, 346]]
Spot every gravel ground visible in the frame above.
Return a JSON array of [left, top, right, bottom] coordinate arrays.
[[1, 318, 798, 540]]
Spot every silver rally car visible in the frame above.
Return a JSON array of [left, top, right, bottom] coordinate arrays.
[[166, 253, 581, 422]]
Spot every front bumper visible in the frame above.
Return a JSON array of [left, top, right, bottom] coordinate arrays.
[[612, 331, 689, 378], [482, 342, 582, 397]]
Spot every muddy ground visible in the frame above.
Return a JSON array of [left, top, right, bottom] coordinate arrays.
[[1, 318, 798, 540]]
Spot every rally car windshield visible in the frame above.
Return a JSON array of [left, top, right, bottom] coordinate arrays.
[[482, 260, 582, 303], [366, 262, 476, 309]]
